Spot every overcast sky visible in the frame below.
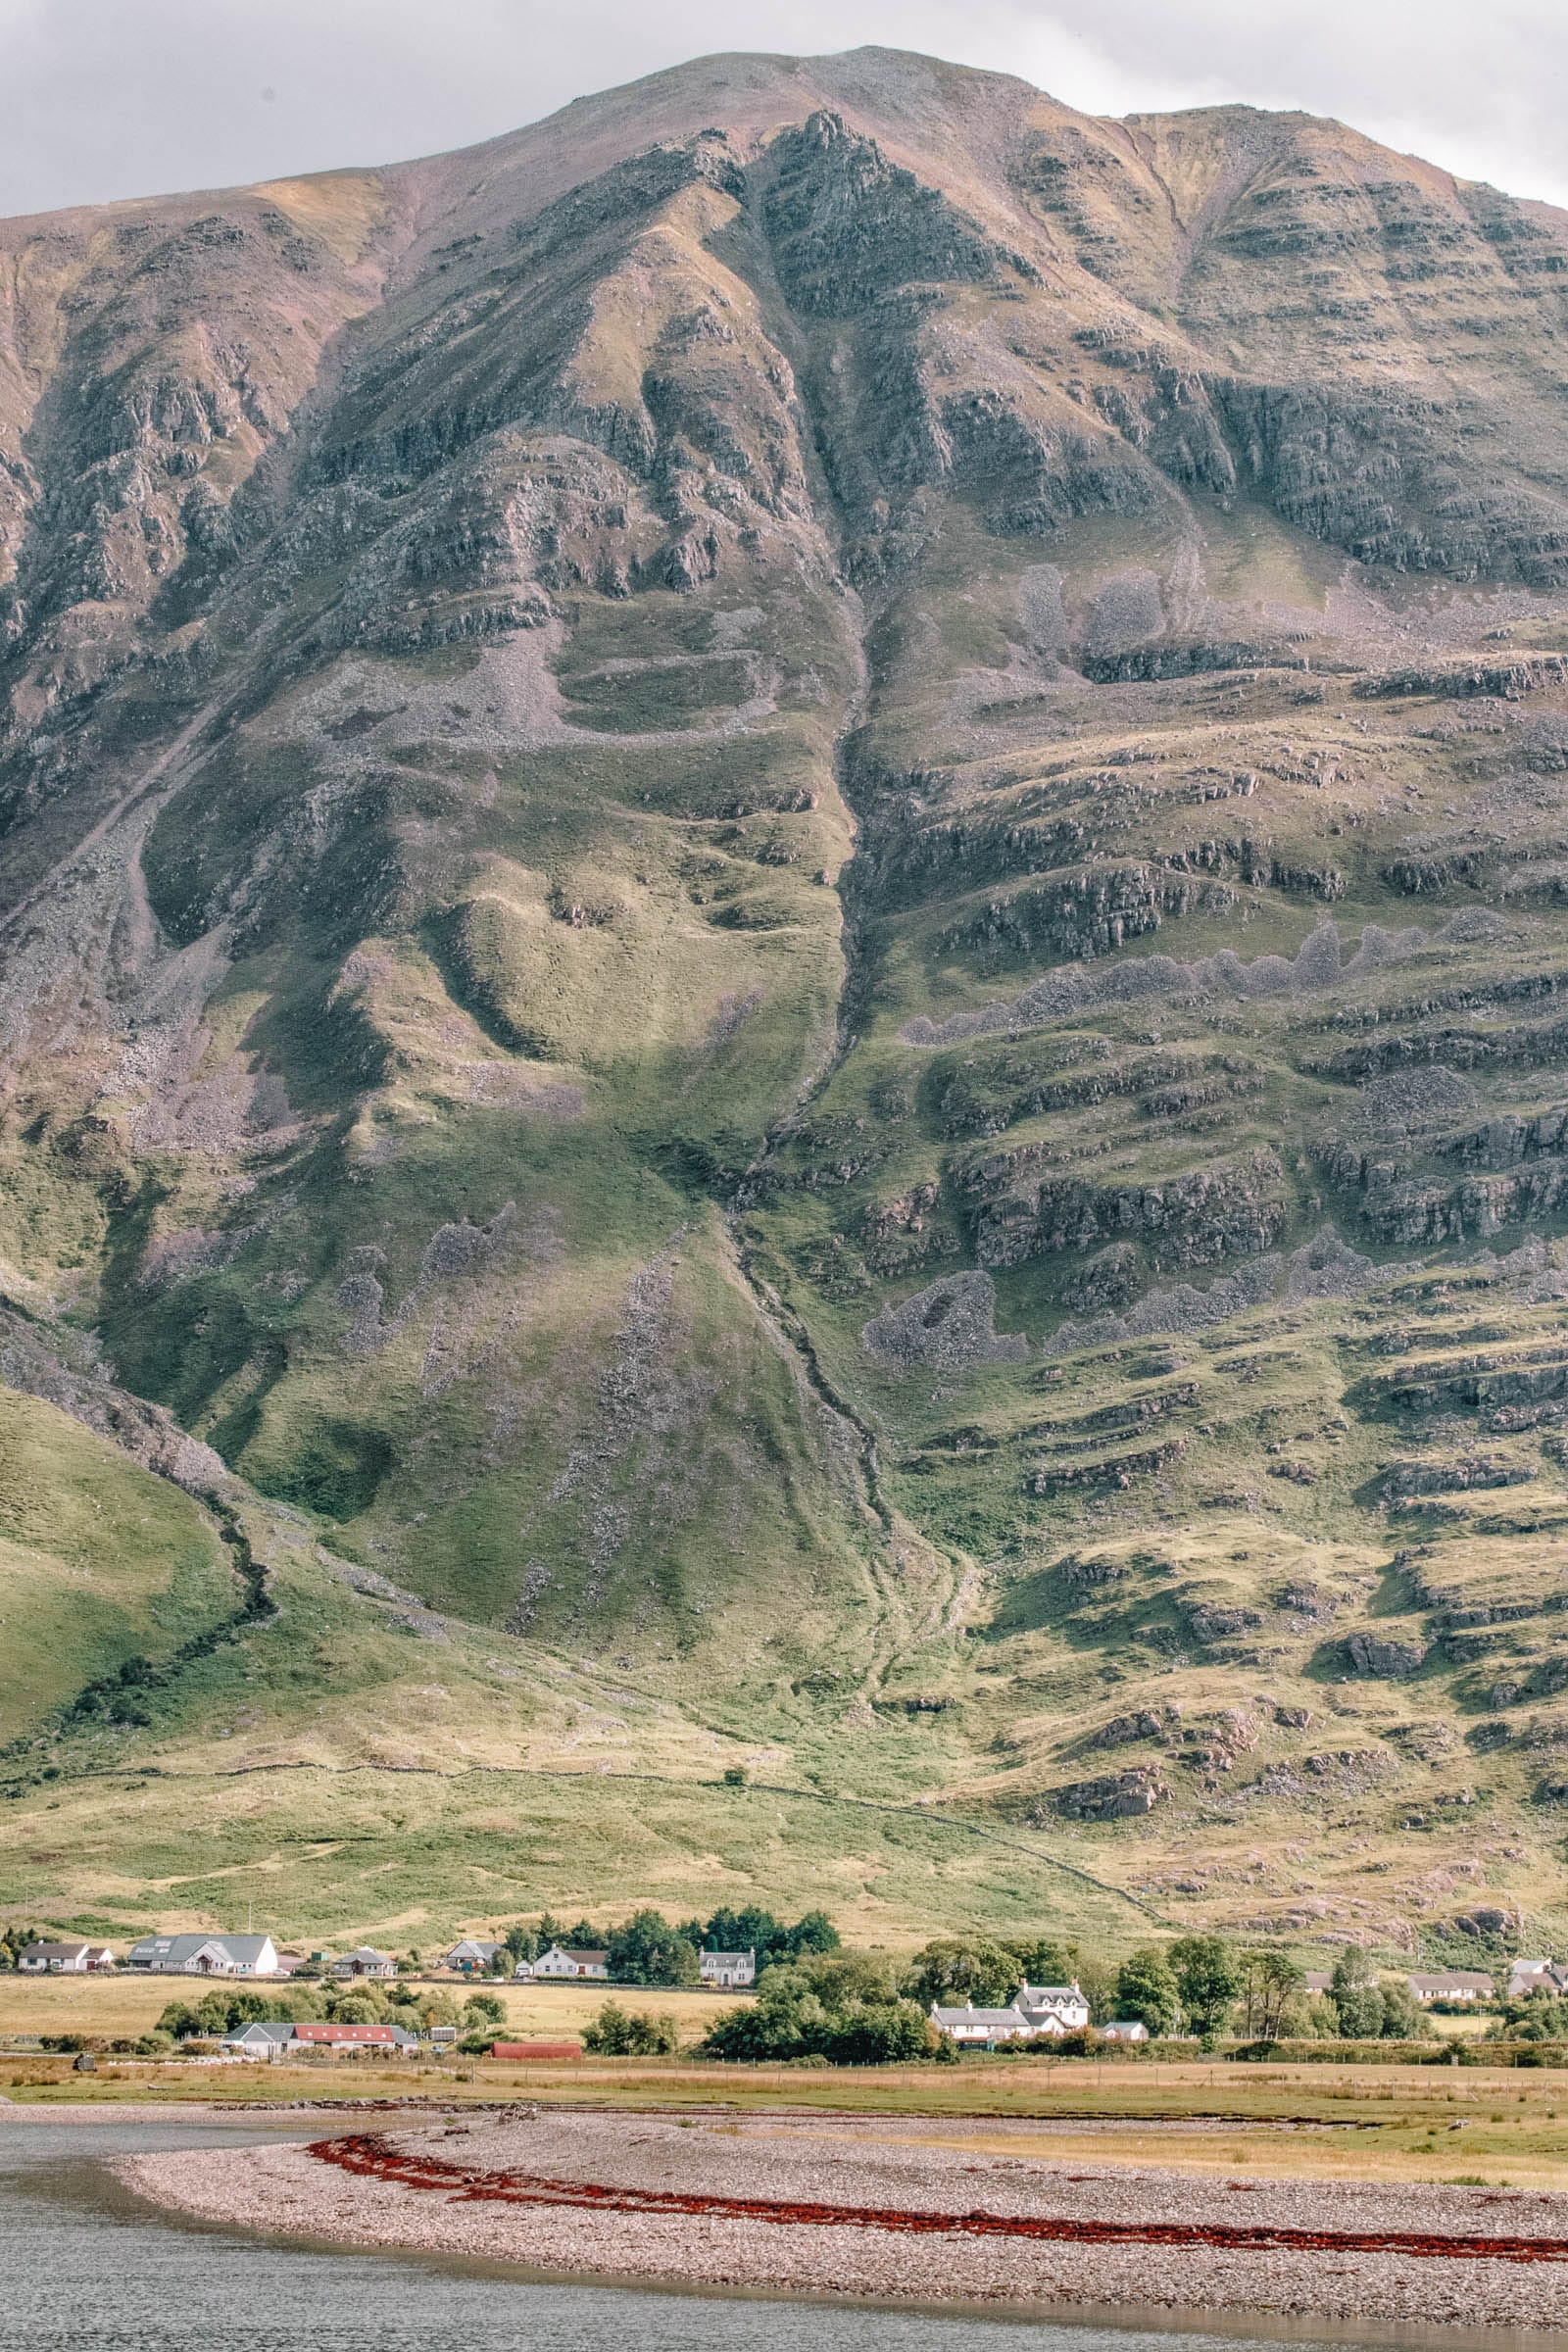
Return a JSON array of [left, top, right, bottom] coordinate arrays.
[[3, 0, 1564, 220]]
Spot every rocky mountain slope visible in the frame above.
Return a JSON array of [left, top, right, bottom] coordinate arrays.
[[5, 46, 1568, 1955]]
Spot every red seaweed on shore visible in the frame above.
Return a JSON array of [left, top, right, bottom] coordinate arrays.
[[308, 2133, 1568, 2266]]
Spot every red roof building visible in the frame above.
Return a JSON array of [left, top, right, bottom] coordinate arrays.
[[292, 2022, 402, 2046], [487, 2038, 583, 2061]]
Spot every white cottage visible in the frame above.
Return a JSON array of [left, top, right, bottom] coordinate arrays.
[[18, 1939, 112, 1973], [531, 1943, 609, 1980], [1408, 1971, 1494, 2005], [929, 2000, 1034, 2045], [700, 1947, 756, 1988]]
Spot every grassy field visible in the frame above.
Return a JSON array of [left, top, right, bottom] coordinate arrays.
[[7, 2056, 1568, 2191], [0, 1973, 741, 2040]]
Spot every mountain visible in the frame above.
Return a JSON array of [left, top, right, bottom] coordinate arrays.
[[4, 46, 1568, 1958]]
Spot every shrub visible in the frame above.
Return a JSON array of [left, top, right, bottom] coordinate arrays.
[[701, 1951, 936, 2065], [582, 2002, 681, 2056]]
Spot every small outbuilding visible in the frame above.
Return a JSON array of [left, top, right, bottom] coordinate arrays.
[[333, 1945, 397, 1981], [444, 1939, 505, 1975], [487, 2038, 583, 2061]]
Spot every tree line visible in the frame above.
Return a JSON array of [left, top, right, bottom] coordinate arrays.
[[909, 1934, 1439, 2046], [501, 1903, 840, 1986]]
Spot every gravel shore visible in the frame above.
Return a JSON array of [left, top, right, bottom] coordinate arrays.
[[117, 2109, 1568, 2328]]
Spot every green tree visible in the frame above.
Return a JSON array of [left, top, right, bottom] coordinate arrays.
[[1168, 1935, 1242, 2043], [583, 2001, 680, 2056], [463, 1991, 506, 2027], [1075, 1956, 1120, 2027], [823, 2005, 937, 2065], [329, 1991, 384, 2025], [1331, 1947, 1385, 2040], [1281, 1986, 1339, 2039], [784, 1909, 840, 1959], [702, 1967, 826, 2061], [1239, 1948, 1303, 2043], [1376, 1979, 1433, 2042], [701, 1950, 919, 2065], [503, 1924, 538, 1965], [904, 1937, 1020, 2011], [703, 1905, 785, 1961], [1502, 1994, 1568, 2042], [608, 1910, 700, 1987], [1006, 1937, 1078, 1988], [1114, 1946, 1178, 2036]]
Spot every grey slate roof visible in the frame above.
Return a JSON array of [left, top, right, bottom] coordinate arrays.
[[930, 2004, 1030, 2028], [127, 1933, 274, 1969]]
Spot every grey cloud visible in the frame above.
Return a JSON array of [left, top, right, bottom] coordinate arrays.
[[0, 0, 1563, 218]]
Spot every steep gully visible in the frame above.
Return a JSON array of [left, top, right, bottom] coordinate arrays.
[[714, 171, 982, 1698]]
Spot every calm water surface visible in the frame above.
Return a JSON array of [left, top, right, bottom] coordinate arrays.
[[0, 2114, 1400, 2352]]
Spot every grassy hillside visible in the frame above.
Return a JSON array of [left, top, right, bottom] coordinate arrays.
[[0, 1386, 237, 1746]]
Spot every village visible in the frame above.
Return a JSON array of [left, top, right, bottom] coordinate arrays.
[[6, 1912, 1565, 2069]]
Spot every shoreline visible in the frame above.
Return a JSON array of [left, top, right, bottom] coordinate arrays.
[[115, 2107, 1568, 2333]]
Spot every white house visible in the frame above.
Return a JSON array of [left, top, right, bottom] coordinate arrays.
[[444, 1939, 505, 1974], [333, 1945, 397, 1981], [218, 2021, 417, 2058], [1100, 2019, 1151, 2042], [217, 2022, 298, 2059], [929, 2001, 1035, 2045], [531, 1943, 609, 1980], [1015, 1981, 1092, 2035], [1408, 1971, 1494, 2006], [125, 1934, 278, 1977], [1508, 1959, 1568, 2000], [18, 1939, 112, 1973], [700, 1947, 756, 1988]]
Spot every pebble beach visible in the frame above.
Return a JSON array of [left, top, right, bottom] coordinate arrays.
[[118, 2108, 1568, 2329]]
